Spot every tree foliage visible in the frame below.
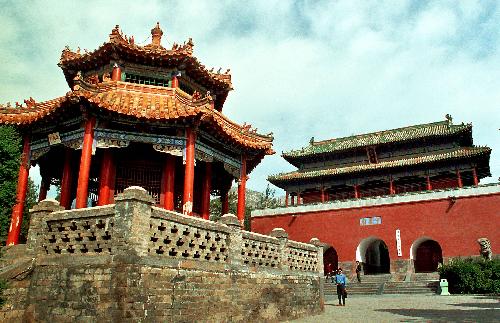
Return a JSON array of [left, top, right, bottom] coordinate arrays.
[[0, 126, 38, 246], [210, 184, 282, 231]]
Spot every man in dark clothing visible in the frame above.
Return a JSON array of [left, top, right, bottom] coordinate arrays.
[[355, 261, 362, 283]]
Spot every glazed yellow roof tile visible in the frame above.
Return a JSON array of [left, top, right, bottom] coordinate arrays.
[[0, 79, 273, 153]]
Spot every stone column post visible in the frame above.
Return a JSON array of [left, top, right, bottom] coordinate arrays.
[[270, 228, 289, 273], [220, 213, 243, 269], [113, 186, 154, 258], [26, 199, 64, 253], [310, 237, 325, 310]]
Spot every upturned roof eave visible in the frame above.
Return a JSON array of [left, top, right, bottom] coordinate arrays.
[[270, 147, 491, 184]]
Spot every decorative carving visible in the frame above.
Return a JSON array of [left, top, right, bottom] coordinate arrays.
[[84, 74, 99, 85], [153, 144, 182, 156], [477, 238, 492, 260], [102, 73, 111, 82], [24, 97, 36, 108], [96, 138, 129, 149]]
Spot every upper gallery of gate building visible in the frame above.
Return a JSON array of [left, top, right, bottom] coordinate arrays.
[[0, 23, 274, 244]]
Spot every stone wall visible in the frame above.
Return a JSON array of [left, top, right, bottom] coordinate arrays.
[[0, 187, 324, 322]]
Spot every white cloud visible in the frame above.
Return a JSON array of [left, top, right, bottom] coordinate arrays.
[[1, 0, 499, 197]]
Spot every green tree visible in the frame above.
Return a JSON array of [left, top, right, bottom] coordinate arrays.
[[0, 126, 38, 245]]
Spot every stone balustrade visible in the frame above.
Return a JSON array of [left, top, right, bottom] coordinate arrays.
[[28, 186, 322, 276], [0, 186, 324, 322]]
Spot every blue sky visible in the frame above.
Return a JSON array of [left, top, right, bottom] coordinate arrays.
[[1, 0, 499, 195]]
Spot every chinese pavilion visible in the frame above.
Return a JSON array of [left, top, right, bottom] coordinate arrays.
[[253, 117, 498, 278], [0, 23, 274, 245], [269, 116, 491, 205]]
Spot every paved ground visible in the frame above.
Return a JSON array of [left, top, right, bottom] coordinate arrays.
[[287, 294, 500, 322]]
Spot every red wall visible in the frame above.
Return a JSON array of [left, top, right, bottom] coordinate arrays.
[[252, 193, 500, 263]]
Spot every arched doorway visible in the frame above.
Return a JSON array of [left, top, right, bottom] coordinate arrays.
[[323, 247, 338, 276], [412, 238, 443, 272], [356, 237, 390, 274]]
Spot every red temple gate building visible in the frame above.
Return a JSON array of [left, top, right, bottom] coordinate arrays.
[[0, 23, 274, 245], [252, 118, 499, 278]]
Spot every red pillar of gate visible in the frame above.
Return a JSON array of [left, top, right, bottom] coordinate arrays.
[[182, 128, 196, 216], [38, 177, 50, 202], [321, 187, 325, 203], [456, 170, 463, 188], [389, 178, 395, 195], [472, 167, 479, 186], [200, 162, 212, 220], [426, 175, 432, 191], [76, 116, 96, 208], [6, 135, 30, 246], [297, 192, 301, 205], [291, 194, 295, 206], [162, 155, 176, 210], [97, 149, 114, 206], [285, 191, 289, 207], [60, 148, 74, 209], [236, 154, 247, 226]]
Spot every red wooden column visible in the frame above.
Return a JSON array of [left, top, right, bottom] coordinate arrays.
[[426, 175, 432, 191], [321, 187, 325, 203], [456, 170, 463, 188], [236, 154, 247, 225], [291, 194, 295, 206], [111, 64, 121, 81], [285, 191, 289, 207], [38, 177, 50, 202], [182, 128, 196, 216], [97, 149, 114, 206], [171, 75, 179, 88], [200, 162, 212, 220], [60, 148, 74, 209], [76, 116, 96, 208], [6, 135, 30, 246], [354, 185, 360, 199], [162, 155, 176, 210], [389, 177, 395, 195], [472, 167, 479, 186], [297, 192, 301, 205]]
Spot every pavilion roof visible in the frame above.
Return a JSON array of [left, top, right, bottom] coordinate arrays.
[[58, 24, 232, 107], [283, 119, 472, 162], [0, 77, 273, 153], [269, 146, 490, 185]]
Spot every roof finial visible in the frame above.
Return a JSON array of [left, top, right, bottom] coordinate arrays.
[[445, 114, 453, 125], [151, 22, 163, 46]]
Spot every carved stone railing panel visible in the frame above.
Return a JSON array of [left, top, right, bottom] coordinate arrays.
[[148, 208, 229, 263], [241, 232, 280, 269], [286, 240, 319, 272], [40, 207, 115, 256]]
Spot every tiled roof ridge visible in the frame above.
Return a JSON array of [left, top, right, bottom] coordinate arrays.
[[0, 80, 274, 152], [58, 24, 232, 88], [270, 146, 490, 182], [283, 119, 472, 158]]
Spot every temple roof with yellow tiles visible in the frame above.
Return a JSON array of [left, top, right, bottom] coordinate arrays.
[[0, 23, 274, 156]]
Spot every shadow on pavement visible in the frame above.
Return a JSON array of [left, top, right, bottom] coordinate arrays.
[[375, 308, 498, 322]]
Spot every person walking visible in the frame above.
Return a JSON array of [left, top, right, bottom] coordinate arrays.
[[355, 261, 362, 283], [335, 268, 347, 306]]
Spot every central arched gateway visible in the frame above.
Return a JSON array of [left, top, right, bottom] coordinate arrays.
[[323, 247, 338, 276], [411, 237, 443, 272], [356, 237, 390, 274]]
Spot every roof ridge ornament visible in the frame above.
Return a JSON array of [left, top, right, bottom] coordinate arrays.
[[151, 22, 163, 46], [445, 113, 453, 125]]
